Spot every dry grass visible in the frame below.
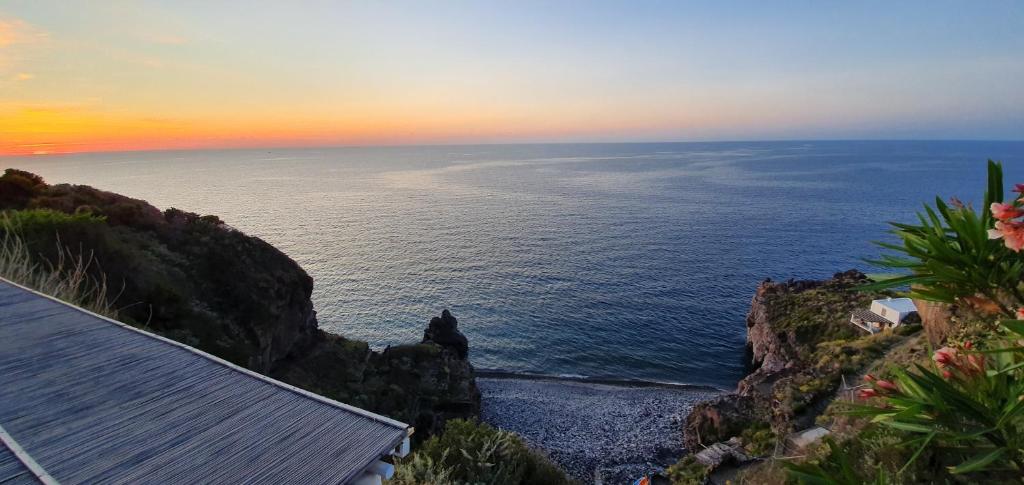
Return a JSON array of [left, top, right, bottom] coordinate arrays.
[[0, 218, 117, 318]]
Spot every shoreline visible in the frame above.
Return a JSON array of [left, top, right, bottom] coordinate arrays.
[[476, 369, 727, 392], [478, 376, 721, 484]]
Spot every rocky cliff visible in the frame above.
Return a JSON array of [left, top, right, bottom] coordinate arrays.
[[0, 169, 479, 437], [683, 270, 880, 450]]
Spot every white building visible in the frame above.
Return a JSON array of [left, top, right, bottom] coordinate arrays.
[[871, 297, 918, 325], [850, 297, 918, 334]]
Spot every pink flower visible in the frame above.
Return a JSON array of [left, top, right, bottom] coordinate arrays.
[[942, 369, 953, 379], [963, 341, 973, 350], [933, 347, 958, 368], [858, 388, 878, 399], [863, 374, 876, 383], [875, 380, 899, 393], [968, 354, 986, 373], [990, 203, 1024, 221], [990, 221, 1024, 252], [1016, 308, 1024, 320], [1014, 184, 1024, 194]]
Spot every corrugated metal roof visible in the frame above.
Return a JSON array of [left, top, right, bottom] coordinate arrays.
[[872, 297, 918, 314], [0, 279, 410, 484], [850, 309, 888, 324]]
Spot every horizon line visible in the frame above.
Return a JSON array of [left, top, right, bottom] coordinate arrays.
[[4, 137, 1024, 159]]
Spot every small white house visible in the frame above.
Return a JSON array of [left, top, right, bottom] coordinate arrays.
[[787, 426, 831, 450], [850, 297, 918, 334], [870, 297, 918, 325]]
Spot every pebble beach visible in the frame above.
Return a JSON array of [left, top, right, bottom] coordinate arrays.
[[478, 376, 720, 484]]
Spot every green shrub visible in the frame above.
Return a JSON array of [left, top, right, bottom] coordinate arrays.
[[0, 211, 116, 317], [393, 419, 574, 485], [740, 423, 776, 456], [835, 326, 1024, 479], [785, 428, 939, 484], [0, 169, 47, 208], [665, 455, 710, 485], [391, 452, 454, 485]]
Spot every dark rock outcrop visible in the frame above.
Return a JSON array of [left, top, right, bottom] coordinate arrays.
[[275, 312, 481, 437], [0, 169, 480, 438], [423, 309, 470, 359], [683, 395, 768, 451], [744, 270, 868, 381]]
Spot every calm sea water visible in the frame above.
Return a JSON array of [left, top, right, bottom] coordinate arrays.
[[5, 141, 1023, 388]]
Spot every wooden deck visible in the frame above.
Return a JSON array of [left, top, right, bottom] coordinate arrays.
[[0, 279, 410, 484]]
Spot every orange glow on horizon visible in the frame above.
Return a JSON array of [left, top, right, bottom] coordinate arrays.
[[0, 101, 765, 156], [1, 3, 1021, 155]]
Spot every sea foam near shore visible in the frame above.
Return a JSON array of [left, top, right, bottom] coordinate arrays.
[[478, 376, 720, 483]]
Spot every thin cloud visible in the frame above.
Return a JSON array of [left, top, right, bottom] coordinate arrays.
[[0, 18, 48, 47]]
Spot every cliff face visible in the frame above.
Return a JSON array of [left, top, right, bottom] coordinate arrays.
[[274, 312, 480, 437], [0, 169, 479, 436], [744, 279, 799, 377], [741, 270, 868, 391]]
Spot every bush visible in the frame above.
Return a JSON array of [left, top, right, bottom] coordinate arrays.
[[0, 211, 116, 317], [665, 455, 710, 485], [393, 419, 574, 485], [740, 423, 776, 456], [837, 328, 1024, 479], [0, 169, 47, 208], [785, 428, 942, 484]]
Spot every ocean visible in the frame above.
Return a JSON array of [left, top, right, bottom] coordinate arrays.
[[6, 140, 1023, 390]]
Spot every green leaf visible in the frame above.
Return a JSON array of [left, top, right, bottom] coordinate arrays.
[[783, 463, 840, 485], [949, 447, 1006, 474], [899, 431, 936, 474], [989, 360, 1024, 376], [1001, 320, 1024, 337], [881, 420, 934, 433]]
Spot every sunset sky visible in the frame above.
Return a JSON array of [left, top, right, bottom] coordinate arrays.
[[1, 1, 1022, 155]]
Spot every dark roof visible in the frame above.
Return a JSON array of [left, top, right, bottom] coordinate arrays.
[[851, 309, 889, 324], [0, 279, 409, 485]]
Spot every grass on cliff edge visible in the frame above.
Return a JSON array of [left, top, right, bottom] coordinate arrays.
[[0, 211, 118, 317]]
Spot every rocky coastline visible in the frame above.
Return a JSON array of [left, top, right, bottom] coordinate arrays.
[[0, 169, 480, 438], [683, 270, 872, 450], [671, 269, 920, 483]]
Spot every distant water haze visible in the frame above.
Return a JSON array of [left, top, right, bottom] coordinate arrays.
[[6, 141, 1024, 389]]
